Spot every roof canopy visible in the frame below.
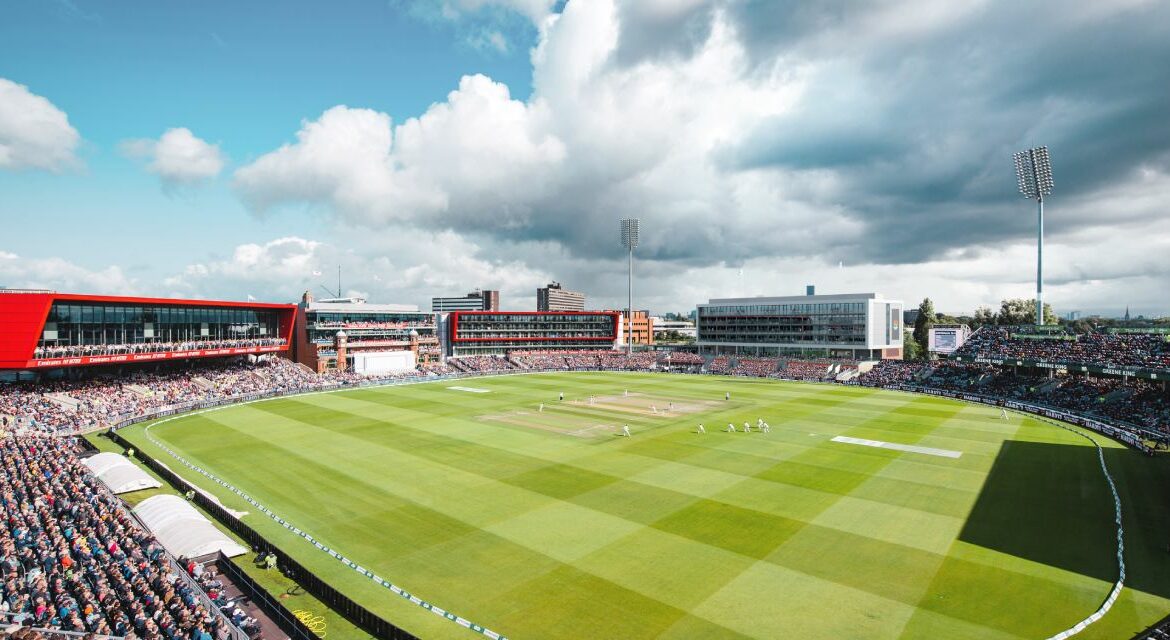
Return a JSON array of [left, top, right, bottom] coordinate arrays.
[[83, 453, 162, 494], [134, 495, 248, 558]]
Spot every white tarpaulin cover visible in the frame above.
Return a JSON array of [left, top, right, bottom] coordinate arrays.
[[83, 453, 162, 494], [133, 495, 248, 558]]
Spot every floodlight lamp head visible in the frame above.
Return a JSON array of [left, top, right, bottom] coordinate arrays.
[[1013, 146, 1055, 200], [621, 218, 640, 250]]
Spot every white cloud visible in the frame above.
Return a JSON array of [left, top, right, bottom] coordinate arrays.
[[0, 251, 136, 294], [161, 232, 550, 308], [0, 78, 81, 172], [227, 0, 1169, 315], [122, 127, 225, 186]]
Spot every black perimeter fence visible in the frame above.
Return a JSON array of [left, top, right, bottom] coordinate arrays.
[[105, 429, 421, 640]]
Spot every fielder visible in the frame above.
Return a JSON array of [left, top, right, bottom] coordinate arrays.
[[539, 403, 544, 412], [559, 392, 564, 401], [743, 422, 752, 433], [726, 423, 737, 433], [697, 423, 706, 434], [726, 391, 731, 401], [622, 424, 632, 437], [1000, 407, 1008, 420]]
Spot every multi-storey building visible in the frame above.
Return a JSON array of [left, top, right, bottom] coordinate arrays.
[[0, 289, 294, 372], [294, 293, 438, 373], [441, 311, 620, 357], [536, 282, 585, 312], [431, 289, 500, 312], [611, 309, 654, 345], [696, 292, 904, 359]]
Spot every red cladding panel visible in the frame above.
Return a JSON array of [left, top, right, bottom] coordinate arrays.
[[0, 293, 54, 368]]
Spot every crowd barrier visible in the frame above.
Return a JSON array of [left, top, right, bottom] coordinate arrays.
[[104, 430, 421, 640], [213, 552, 322, 640]]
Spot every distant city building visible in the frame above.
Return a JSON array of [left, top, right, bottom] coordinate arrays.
[[295, 292, 437, 373], [1065, 311, 1081, 321], [652, 317, 697, 339], [696, 290, 904, 359], [431, 289, 499, 312], [537, 282, 585, 312], [610, 309, 653, 345]]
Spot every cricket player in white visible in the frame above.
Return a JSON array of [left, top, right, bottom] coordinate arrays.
[[539, 403, 544, 412], [624, 389, 629, 397], [650, 405, 657, 414], [559, 392, 564, 401], [725, 391, 730, 401], [743, 422, 751, 433], [697, 423, 706, 434], [727, 423, 736, 433], [622, 424, 632, 437], [1000, 407, 1008, 420], [757, 418, 764, 429]]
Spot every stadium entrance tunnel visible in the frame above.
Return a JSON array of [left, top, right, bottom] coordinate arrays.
[[959, 440, 1170, 599]]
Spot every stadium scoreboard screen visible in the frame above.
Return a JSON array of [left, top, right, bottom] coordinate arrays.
[[929, 325, 971, 354]]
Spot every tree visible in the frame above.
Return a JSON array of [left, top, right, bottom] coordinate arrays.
[[902, 330, 923, 361], [913, 298, 935, 358], [996, 298, 1056, 325], [973, 306, 996, 327]]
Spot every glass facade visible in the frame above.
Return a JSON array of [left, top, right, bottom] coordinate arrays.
[[306, 310, 435, 345], [37, 302, 282, 348], [698, 301, 867, 346], [451, 313, 617, 355]]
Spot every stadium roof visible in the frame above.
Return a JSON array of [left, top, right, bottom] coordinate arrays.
[[82, 453, 162, 494], [133, 494, 248, 558]]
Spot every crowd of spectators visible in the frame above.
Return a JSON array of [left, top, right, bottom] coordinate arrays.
[[955, 326, 1170, 371], [706, 357, 732, 374], [780, 361, 833, 381], [855, 361, 932, 387], [1, 359, 320, 434], [730, 358, 779, 377], [447, 356, 520, 373], [0, 436, 238, 639], [854, 360, 1170, 434], [33, 339, 287, 360]]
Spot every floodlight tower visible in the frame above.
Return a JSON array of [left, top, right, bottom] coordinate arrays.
[[620, 218, 640, 355], [1013, 146, 1054, 325]]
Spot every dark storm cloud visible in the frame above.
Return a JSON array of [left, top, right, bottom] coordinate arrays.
[[718, 0, 1170, 264]]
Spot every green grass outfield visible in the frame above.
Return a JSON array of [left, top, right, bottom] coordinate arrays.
[[117, 372, 1170, 639]]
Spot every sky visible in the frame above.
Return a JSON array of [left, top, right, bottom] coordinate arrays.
[[1, 0, 1168, 318]]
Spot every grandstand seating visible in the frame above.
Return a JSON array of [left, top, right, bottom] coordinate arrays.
[[955, 326, 1170, 371], [0, 436, 244, 639]]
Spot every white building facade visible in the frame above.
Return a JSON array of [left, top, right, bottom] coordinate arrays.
[[696, 292, 904, 359]]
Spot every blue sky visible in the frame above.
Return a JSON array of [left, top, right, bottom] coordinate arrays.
[[1, 0, 535, 269], [2, 0, 1168, 317]]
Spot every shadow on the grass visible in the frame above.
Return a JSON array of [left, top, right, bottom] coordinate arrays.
[[960, 440, 1170, 599]]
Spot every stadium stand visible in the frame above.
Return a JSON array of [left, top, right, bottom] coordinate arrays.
[[954, 326, 1170, 371], [0, 436, 247, 639]]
